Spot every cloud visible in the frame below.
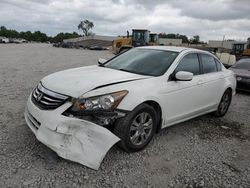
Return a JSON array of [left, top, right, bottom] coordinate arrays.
[[0, 0, 249, 41], [167, 0, 250, 21]]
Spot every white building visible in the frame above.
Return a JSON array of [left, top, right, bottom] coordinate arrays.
[[159, 38, 182, 46], [208, 40, 247, 50]]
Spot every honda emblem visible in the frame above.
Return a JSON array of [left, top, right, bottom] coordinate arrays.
[[36, 93, 43, 101]]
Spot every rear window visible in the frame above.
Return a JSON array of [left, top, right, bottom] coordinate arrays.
[[201, 54, 217, 73]]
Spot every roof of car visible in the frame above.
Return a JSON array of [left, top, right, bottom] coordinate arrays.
[[138, 46, 201, 53]]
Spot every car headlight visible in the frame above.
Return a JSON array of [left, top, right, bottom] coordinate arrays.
[[236, 76, 242, 81], [71, 90, 128, 112]]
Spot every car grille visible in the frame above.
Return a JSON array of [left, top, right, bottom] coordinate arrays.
[[32, 83, 69, 110], [241, 77, 250, 82]]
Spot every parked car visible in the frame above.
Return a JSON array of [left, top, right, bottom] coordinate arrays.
[[229, 58, 250, 92], [0, 37, 9, 43], [24, 46, 236, 170]]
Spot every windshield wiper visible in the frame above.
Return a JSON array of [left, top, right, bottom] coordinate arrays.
[[98, 64, 105, 67], [119, 68, 153, 76]]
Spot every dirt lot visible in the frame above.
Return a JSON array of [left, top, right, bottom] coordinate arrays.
[[0, 43, 249, 188]]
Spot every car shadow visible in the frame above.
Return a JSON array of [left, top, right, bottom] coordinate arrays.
[[154, 113, 248, 143], [236, 90, 250, 95]]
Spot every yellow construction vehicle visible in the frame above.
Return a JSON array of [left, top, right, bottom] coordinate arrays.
[[111, 29, 159, 54], [149, 33, 159, 46], [111, 37, 132, 54], [231, 41, 246, 60], [231, 37, 250, 60], [242, 37, 250, 58]]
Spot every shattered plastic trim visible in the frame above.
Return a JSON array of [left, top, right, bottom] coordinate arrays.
[[24, 95, 120, 170]]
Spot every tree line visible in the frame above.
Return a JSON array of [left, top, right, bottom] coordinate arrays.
[[1, 19, 204, 44], [0, 26, 81, 43], [0, 20, 94, 43], [159, 33, 204, 44]]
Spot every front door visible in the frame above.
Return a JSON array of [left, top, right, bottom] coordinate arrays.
[[161, 53, 205, 126]]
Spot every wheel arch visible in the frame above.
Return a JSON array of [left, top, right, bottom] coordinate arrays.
[[142, 100, 163, 133], [222, 86, 233, 98], [213, 86, 233, 117], [118, 95, 164, 133], [226, 87, 233, 93]]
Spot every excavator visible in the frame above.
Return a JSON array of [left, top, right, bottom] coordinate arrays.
[[149, 33, 159, 46], [242, 37, 250, 58], [231, 37, 250, 60], [111, 29, 159, 54]]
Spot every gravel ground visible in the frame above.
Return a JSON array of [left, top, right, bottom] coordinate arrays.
[[0, 43, 249, 188]]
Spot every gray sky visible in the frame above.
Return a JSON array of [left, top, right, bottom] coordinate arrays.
[[0, 0, 249, 41]]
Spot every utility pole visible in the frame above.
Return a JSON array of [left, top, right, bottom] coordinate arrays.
[[221, 35, 225, 48]]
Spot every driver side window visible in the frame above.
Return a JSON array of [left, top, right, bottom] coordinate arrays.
[[175, 53, 200, 75]]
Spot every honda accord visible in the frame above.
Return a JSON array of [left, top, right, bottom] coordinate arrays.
[[24, 46, 236, 169]]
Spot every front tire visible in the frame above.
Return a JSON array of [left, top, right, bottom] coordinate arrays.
[[213, 89, 232, 117], [114, 104, 157, 152]]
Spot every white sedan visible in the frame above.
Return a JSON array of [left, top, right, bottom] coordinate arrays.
[[24, 46, 236, 170]]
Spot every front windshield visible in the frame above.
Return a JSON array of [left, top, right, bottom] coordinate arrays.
[[104, 48, 179, 76], [231, 60, 250, 70]]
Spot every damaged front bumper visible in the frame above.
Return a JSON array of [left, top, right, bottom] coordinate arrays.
[[24, 95, 120, 170]]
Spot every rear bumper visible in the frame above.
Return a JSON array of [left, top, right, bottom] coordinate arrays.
[[24, 95, 120, 170]]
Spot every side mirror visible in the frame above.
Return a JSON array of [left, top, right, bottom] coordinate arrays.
[[98, 58, 107, 65], [175, 71, 193, 81]]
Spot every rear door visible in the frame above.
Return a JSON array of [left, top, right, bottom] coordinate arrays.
[[199, 53, 225, 108]]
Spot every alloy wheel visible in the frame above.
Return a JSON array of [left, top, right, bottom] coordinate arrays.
[[219, 91, 231, 114], [129, 112, 153, 146]]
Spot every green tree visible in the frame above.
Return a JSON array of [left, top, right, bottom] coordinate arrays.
[[0, 25, 81, 43], [178, 35, 189, 43], [32, 31, 48, 42], [0, 26, 50, 42], [0, 26, 8, 37], [190, 35, 200, 44], [77, 20, 94, 36], [20, 31, 33, 41], [51, 32, 80, 43]]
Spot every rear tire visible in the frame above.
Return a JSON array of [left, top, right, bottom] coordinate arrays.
[[213, 89, 232, 117], [113, 103, 157, 152]]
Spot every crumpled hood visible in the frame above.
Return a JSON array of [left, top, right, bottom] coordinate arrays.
[[41, 65, 149, 97]]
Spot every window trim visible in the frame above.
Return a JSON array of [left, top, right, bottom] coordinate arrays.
[[214, 58, 222, 72], [199, 53, 218, 74]]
